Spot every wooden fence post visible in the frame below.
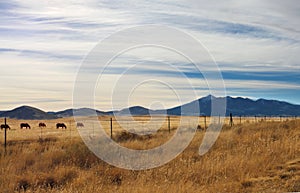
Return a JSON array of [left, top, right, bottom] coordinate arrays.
[[239, 115, 242, 124], [110, 118, 113, 139], [230, 113, 233, 127], [40, 124, 42, 139], [69, 120, 72, 139], [168, 116, 170, 133], [4, 117, 7, 154]]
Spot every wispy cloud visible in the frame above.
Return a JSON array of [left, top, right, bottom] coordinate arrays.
[[0, 0, 299, 110]]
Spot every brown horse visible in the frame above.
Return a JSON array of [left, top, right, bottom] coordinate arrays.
[[39, 123, 46, 127], [0, 124, 10, 130], [76, 122, 84, 127], [56, 123, 67, 129], [20, 123, 31, 129]]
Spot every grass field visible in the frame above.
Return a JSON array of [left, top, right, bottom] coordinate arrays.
[[0, 116, 299, 192]]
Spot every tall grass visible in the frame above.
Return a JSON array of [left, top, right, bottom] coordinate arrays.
[[0, 118, 299, 192]]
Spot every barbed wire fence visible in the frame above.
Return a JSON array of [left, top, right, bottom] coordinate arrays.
[[0, 115, 299, 150]]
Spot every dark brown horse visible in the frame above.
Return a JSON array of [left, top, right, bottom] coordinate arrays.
[[39, 123, 46, 127], [20, 123, 31, 129], [0, 124, 10, 130], [56, 123, 67, 129], [76, 122, 84, 127]]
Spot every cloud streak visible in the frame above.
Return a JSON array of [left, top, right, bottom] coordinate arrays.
[[0, 0, 299, 110]]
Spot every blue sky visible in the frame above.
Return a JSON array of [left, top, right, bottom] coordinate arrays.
[[0, 0, 299, 111]]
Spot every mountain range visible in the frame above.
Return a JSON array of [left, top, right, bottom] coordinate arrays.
[[0, 95, 299, 120]]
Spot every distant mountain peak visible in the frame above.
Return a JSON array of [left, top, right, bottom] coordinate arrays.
[[16, 105, 44, 111], [200, 94, 216, 102]]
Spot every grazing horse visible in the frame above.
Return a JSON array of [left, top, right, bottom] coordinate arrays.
[[56, 123, 67, 129], [39, 123, 46, 127], [197, 125, 203, 131], [76, 122, 84, 127], [0, 124, 10, 130], [20, 123, 31, 129]]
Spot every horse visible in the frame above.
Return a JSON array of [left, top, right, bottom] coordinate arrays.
[[76, 122, 84, 127], [39, 123, 46, 127], [197, 125, 203, 131], [20, 123, 31, 129], [56, 123, 67, 129], [0, 124, 10, 130]]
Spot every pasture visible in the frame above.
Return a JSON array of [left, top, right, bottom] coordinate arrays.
[[0, 116, 299, 192]]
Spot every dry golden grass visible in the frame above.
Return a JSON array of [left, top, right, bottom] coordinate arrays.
[[0, 117, 299, 192]]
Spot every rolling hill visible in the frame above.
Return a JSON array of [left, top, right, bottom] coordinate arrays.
[[0, 106, 58, 120], [53, 108, 107, 117], [116, 106, 153, 115]]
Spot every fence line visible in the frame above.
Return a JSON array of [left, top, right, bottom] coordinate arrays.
[[1, 115, 299, 147]]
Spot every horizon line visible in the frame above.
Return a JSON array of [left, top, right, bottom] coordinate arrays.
[[1, 95, 299, 112]]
